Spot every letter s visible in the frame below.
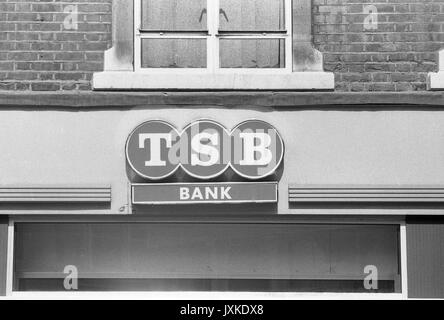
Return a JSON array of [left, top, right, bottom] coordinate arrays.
[[191, 132, 220, 167]]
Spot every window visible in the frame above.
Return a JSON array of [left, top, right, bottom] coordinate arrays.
[[93, 0, 334, 90], [135, 0, 292, 71], [14, 223, 401, 293]]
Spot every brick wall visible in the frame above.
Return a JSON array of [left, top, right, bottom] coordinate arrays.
[[0, 0, 111, 91], [0, 0, 443, 92], [314, 0, 444, 91]]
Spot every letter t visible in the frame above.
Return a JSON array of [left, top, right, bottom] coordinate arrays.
[[139, 133, 172, 166]]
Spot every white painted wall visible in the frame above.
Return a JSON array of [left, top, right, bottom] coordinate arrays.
[[1, 107, 444, 215]]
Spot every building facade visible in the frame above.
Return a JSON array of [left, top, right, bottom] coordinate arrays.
[[0, 0, 444, 299]]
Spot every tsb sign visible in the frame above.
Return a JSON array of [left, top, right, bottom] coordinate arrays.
[[126, 120, 284, 180]]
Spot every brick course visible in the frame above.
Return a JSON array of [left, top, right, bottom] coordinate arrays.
[[314, 0, 444, 91], [0, 0, 111, 91], [0, 0, 443, 91]]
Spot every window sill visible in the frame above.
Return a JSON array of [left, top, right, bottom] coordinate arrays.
[[428, 72, 444, 91], [427, 49, 444, 91], [92, 72, 335, 91]]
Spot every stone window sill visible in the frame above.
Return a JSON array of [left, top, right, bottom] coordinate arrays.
[[428, 72, 444, 91], [428, 49, 444, 91], [93, 71, 335, 90]]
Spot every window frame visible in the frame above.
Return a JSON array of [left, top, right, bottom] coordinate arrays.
[[134, 0, 293, 74], [8, 218, 407, 298], [92, 0, 335, 90]]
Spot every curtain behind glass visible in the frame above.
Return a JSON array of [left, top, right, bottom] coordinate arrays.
[[141, 0, 207, 30], [219, 0, 285, 31], [15, 224, 399, 280]]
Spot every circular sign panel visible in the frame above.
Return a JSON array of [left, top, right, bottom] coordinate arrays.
[[181, 120, 231, 179], [126, 119, 284, 181], [126, 120, 180, 180], [231, 120, 284, 179]]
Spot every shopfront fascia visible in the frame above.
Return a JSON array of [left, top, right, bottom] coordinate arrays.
[[1, 92, 444, 298]]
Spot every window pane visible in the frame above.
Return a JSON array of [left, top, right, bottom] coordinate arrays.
[[15, 223, 401, 293], [220, 39, 285, 68], [141, 0, 207, 30], [141, 39, 206, 68], [219, 0, 285, 31]]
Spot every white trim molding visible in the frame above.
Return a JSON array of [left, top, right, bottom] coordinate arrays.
[[428, 49, 444, 90], [93, 0, 334, 90], [102, 0, 133, 72], [6, 220, 14, 296], [400, 222, 408, 299]]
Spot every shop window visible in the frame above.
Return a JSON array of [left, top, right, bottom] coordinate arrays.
[[92, 0, 334, 90], [14, 223, 401, 293]]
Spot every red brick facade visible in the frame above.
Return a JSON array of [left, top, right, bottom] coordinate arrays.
[[315, 0, 444, 91], [0, 0, 443, 91], [0, 0, 111, 91]]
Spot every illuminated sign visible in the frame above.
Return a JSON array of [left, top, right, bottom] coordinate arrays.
[[126, 120, 284, 180]]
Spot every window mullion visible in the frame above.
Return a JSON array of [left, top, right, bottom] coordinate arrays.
[[207, 0, 219, 71], [285, 0, 293, 72], [134, 0, 142, 72]]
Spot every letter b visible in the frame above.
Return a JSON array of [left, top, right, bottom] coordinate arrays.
[[239, 132, 272, 166], [180, 187, 190, 200], [231, 120, 284, 179]]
